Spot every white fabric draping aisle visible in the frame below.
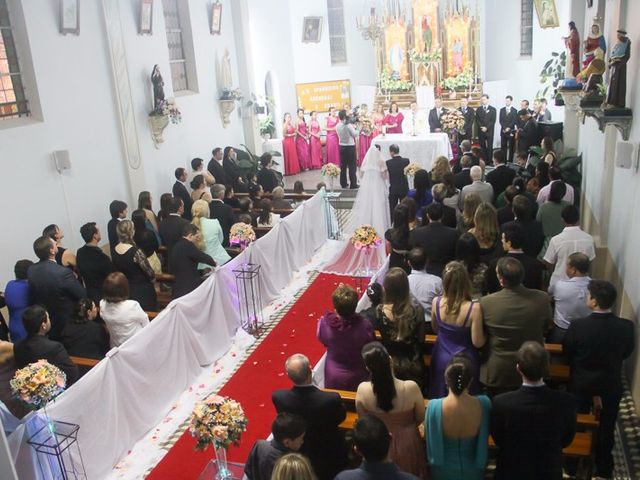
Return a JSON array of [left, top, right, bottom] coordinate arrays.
[[9, 191, 329, 480]]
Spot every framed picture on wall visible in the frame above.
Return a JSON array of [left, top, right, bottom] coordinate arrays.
[[534, 0, 560, 29], [302, 17, 322, 43], [139, 0, 153, 35], [211, 2, 223, 35], [60, 0, 80, 35]]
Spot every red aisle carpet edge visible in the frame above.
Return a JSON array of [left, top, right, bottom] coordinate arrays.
[[147, 273, 359, 480]]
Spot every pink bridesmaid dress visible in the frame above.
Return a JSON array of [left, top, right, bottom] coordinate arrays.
[[283, 123, 300, 176], [384, 112, 404, 134], [325, 115, 340, 166], [372, 115, 384, 139], [309, 120, 323, 169], [296, 121, 311, 170], [358, 119, 372, 167]]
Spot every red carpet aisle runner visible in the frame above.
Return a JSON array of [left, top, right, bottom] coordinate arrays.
[[147, 273, 359, 480]]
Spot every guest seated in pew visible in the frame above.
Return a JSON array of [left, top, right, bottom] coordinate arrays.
[[256, 199, 280, 228], [223, 184, 241, 209], [429, 183, 457, 229], [238, 214, 253, 226], [401, 197, 419, 231], [191, 200, 230, 267], [249, 182, 265, 210], [359, 282, 382, 327], [317, 284, 374, 391], [4, 259, 33, 343], [563, 280, 635, 479], [100, 272, 149, 348], [62, 299, 109, 360], [294, 181, 306, 195], [385, 204, 412, 273], [430, 262, 484, 398], [355, 342, 427, 479], [406, 170, 432, 222], [158, 196, 190, 255], [272, 354, 347, 480], [76, 223, 115, 304], [375, 268, 426, 390], [335, 414, 419, 480], [257, 152, 282, 194], [425, 354, 491, 480], [315, 181, 326, 192], [480, 257, 551, 396], [406, 247, 442, 327], [14, 305, 79, 385], [271, 187, 292, 210], [209, 184, 237, 247], [490, 341, 576, 480], [270, 453, 316, 480], [244, 413, 306, 480], [168, 224, 216, 299]]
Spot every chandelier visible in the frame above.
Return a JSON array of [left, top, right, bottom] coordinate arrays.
[[356, 6, 384, 41]]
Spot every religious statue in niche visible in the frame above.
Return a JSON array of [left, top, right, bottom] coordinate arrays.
[[421, 15, 432, 52], [606, 29, 631, 109], [151, 64, 165, 112], [583, 21, 606, 68], [563, 22, 580, 78]]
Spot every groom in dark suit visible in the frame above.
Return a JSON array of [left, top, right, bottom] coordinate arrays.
[[491, 341, 576, 480], [386, 144, 410, 217], [272, 354, 347, 480]]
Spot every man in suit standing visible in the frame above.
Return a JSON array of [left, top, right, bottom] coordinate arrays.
[[499, 95, 518, 163], [535, 98, 552, 122], [158, 196, 190, 254], [272, 354, 347, 480], [458, 165, 494, 209], [14, 305, 79, 386], [486, 151, 516, 199], [223, 147, 245, 190], [476, 94, 496, 160], [172, 167, 193, 220], [168, 224, 216, 299], [453, 154, 473, 190], [502, 195, 545, 258], [480, 257, 551, 395], [409, 203, 459, 277], [491, 341, 576, 480], [386, 144, 410, 217], [458, 96, 475, 144], [207, 147, 228, 186], [516, 109, 538, 156], [431, 184, 457, 229], [209, 183, 237, 247], [563, 280, 635, 479], [428, 97, 446, 133], [107, 200, 128, 255], [76, 222, 115, 304], [28, 236, 86, 341]]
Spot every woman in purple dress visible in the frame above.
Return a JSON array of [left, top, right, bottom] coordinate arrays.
[[317, 284, 375, 390], [429, 261, 485, 398], [324, 107, 340, 166], [295, 109, 311, 170]]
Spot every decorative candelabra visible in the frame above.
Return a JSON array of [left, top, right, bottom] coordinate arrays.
[[356, 5, 385, 95]]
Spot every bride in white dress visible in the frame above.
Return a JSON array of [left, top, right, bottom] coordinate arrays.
[[323, 145, 391, 274]]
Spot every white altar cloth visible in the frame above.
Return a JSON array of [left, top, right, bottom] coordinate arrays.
[[367, 133, 452, 172]]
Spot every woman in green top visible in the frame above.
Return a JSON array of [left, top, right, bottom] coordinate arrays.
[[536, 181, 570, 239], [191, 200, 231, 268]]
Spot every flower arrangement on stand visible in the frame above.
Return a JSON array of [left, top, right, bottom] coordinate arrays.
[[10, 360, 66, 410], [229, 223, 256, 250], [321, 163, 341, 192], [351, 225, 382, 281], [189, 394, 248, 479], [441, 109, 466, 148]]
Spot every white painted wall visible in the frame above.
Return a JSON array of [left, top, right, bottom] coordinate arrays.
[[0, 0, 244, 287]]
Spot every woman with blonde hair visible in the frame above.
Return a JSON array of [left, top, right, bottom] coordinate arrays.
[[456, 193, 481, 235], [430, 155, 451, 183], [469, 202, 502, 264], [429, 261, 485, 398], [270, 453, 316, 480], [374, 268, 426, 389], [191, 199, 230, 267]]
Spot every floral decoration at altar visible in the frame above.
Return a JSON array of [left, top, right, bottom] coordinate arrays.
[[10, 360, 66, 409], [441, 109, 466, 132]]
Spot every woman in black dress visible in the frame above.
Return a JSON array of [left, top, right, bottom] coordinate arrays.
[[112, 220, 157, 311], [61, 299, 110, 360], [384, 203, 411, 274]]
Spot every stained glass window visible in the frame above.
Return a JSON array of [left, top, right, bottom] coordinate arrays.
[[0, 0, 29, 120]]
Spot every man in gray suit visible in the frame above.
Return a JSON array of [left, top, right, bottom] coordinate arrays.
[[458, 165, 494, 209], [480, 257, 551, 396]]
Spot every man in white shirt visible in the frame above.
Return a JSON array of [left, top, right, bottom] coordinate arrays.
[[458, 165, 494, 209], [547, 252, 592, 344], [543, 205, 596, 287], [536, 166, 574, 205], [336, 109, 359, 189], [407, 247, 442, 334]]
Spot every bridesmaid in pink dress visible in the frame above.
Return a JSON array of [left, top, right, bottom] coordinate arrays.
[[282, 113, 300, 176], [372, 104, 385, 139], [295, 109, 311, 171], [309, 111, 323, 169], [384, 102, 405, 134], [358, 104, 373, 167], [325, 107, 340, 166]]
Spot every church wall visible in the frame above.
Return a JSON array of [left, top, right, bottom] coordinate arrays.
[[0, 0, 244, 287]]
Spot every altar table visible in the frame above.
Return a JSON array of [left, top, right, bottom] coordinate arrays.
[[367, 133, 452, 172]]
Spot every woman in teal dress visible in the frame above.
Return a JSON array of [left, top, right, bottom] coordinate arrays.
[[425, 354, 491, 479], [191, 200, 231, 267]]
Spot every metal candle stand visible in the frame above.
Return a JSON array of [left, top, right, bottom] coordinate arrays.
[[232, 263, 263, 336], [27, 419, 87, 479]]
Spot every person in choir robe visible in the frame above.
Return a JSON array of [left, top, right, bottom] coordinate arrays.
[[428, 97, 446, 133], [458, 96, 475, 143], [563, 21, 581, 79], [475, 94, 496, 161], [499, 95, 518, 163]]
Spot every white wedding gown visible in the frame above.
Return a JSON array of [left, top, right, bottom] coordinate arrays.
[[323, 147, 391, 275]]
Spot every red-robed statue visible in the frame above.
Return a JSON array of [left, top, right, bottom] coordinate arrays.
[[563, 21, 580, 78]]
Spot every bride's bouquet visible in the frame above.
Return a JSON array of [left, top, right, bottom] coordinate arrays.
[[404, 162, 422, 178], [351, 225, 382, 253], [188, 394, 248, 451], [10, 360, 66, 409], [229, 223, 256, 248], [321, 163, 341, 178]]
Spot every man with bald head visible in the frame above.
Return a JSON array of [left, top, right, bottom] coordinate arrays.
[[458, 165, 494, 209], [272, 354, 347, 479]]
